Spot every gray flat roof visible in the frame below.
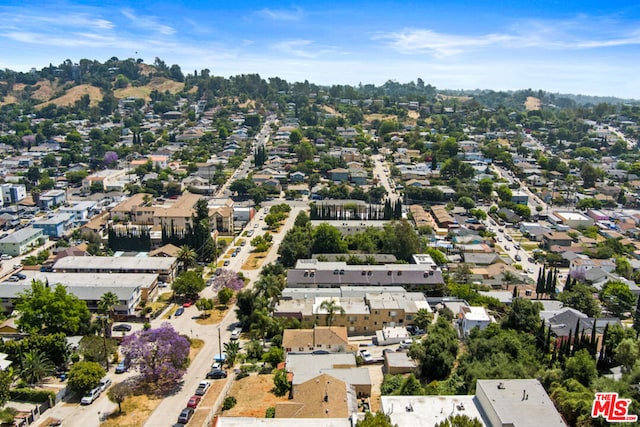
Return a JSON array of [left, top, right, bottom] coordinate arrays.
[[0, 227, 42, 243], [216, 418, 351, 427], [53, 256, 176, 271], [381, 395, 487, 427], [477, 379, 566, 427], [0, 273, 156, 301]]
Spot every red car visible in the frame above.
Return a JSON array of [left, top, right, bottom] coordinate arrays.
[[183, 301, 193, 308], [187, 395, 201, 408]]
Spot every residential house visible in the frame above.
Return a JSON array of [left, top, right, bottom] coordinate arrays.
[[283, 326, 350, 354], [290, 171, 306, 183], [569, 258, 616, 279], [110, 193, 155, 225], [329, 168, 349, 182], [460, 306, 492, 337], [511, 190, 529, 205], [0, 183, 26, 205], [384, 352, 417, 375], [348, 168, 367, 186], [552, 211, 595, 229], [274, 373, 354, 419], [543, 232, 573, 249], [61, 201, 98, 224], [0, 227, 46, 256], [284, 353, 370, 398], [32, 213, 74, 238], [82, 169, 132, 192], [37, 189, 67, 210]]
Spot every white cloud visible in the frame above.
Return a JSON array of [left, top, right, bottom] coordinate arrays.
[[258, 7, 303, 21], [376, 29, 515, 57], [378, 17, 640, 57], [121, 8, 175, 36], [273, 39, 316, 58]]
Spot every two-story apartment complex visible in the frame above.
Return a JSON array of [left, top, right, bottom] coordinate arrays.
[[286, 259, 444, 291], [274, 289, 430, 335]]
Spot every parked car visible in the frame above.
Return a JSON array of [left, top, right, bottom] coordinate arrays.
[[211, 361, 221, 370], [399, 339, 413, 349], [115, 358, 130, 374], [177, 408, 194, 424], [231, 252, 237, 257], [195, 381, 211, 396], [175, 307, 185, 317], [183, 301, 193, 308], [360, 350, 373, 363], [80, 387, 101, 405], [240, 241, 246, 246], [230, 328, 242, 340], [113, 324, 132, 332], [515, 254, 522, 262], [527, 267, 535, 274], [187, 395, 201, 409], [206, 369, 228, 379], [13, 264, 22, 269], [223, 260, 230, 266], [0, 254, 12, 260], [15, 273, 26, 280], [98, 377, 112, 393]]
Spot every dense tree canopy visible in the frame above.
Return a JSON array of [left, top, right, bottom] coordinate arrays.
[[15, 280, 91, 335]]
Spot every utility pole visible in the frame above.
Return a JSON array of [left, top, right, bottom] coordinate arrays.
[[218, 327, 222, 364]]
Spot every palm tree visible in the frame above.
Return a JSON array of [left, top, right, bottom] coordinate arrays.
[[501, 271, 519, 290], [20, 350, 55, 385], [177, 245, 197, 271], [224, 341, 240, 367], [253, 274, 284, 302], [98, 292, 119, 339], [319, 300, 345, 327], [250, 308, 275, 347]]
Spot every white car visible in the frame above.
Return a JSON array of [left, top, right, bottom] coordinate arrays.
[[80, 387, 101, 405], [98, 377, 111, 393], [399, 339, 413, 349], [230, 328, 242, 340], [360, 349, 373, 363]]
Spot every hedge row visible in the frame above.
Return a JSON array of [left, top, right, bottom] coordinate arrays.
[[10, 388, 55, 403]]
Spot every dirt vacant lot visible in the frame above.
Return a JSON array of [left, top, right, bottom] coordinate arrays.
[[220, 373, 289, 418]]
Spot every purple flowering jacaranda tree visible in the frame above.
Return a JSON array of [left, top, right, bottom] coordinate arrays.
[[121, 323, 190, 390]]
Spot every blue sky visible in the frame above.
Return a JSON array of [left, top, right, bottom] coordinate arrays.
[[1, 1, 640, 98]]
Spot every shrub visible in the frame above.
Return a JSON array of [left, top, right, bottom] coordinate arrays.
[[236, 372, 249, 380], [10, 388, 55, 403], [222, 396, 237, 411], [265, 407, 275, 418]]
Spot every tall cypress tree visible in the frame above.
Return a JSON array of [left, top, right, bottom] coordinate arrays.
[[536, 267, 545, 298], [633, 297, 640, 337]]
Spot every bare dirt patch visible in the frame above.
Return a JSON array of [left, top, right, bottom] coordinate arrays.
[[31, 80, 56, 101], [525, 96, 541, 111], [36, 84, 102, 108], [438, 94, 472, 102], [221, 373, 289, 417], [101, 394, 162, 427], [322, 105, 341, 116], [241, 252, 267, 270], [195, 306, 230, 325], [364, 113, 398, 124], [114, 77, 184, 100], [0, 95, 18, 106], [407, 110, 420, 120]]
